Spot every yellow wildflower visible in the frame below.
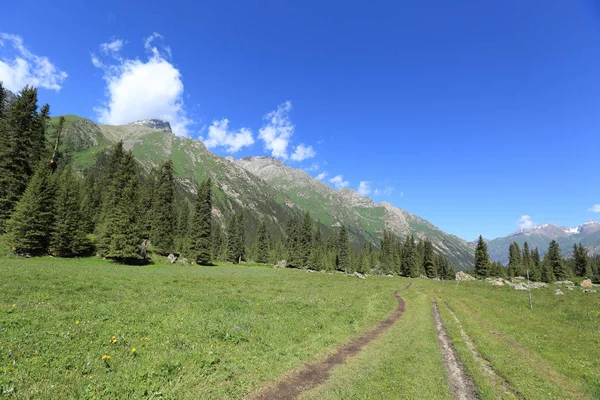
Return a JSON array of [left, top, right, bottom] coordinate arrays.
[[131, 347, 136, 353], [12, 304, 16, 307], [76, 320, 80, 325], [112, 339, 117, 344], [102, 354, 110, 360], [112, 335, 116, 339]]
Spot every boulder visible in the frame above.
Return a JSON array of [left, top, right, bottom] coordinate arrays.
[[456, 271, 476, 281], [529, 282, 548, 289], [555, 280, 573, 285], [581, 279, 593, 288], [276, 260, 287, 268], [491, 280, 504, 286], [167, 254, 177, 263], [353, 272, 366, 279], [177, 258, 190, 266], [582, 289, 598, 293], [554, 289, 564, 296]]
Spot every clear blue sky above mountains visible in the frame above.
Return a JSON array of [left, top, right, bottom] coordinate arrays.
[[1, 1, 599, 241]]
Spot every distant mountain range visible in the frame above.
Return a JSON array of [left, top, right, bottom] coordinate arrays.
[[484, 221, 600, 264], [49, 114, 475, 269]]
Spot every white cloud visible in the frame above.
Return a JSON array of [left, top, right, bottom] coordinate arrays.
[[92, 33, 192, 136], [290, 143, 316, 161], [588, 204, 600, 213], [357, 181, 371, 196], [100, 39, 124, 55], [329, 175, 349, 189], [0, 33, 67, 92], [305, 163, 319, 172], [258, 101, 294, 159], [315, 171, 327, 181], [202, 119, 254, 153], [517, 215, 535, 230], [373, 186, 394, 196]]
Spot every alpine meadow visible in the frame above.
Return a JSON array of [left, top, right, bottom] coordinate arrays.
[[2, 2, 600, 399]]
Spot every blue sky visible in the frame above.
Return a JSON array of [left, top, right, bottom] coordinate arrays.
[[2, 0, 600, 241]]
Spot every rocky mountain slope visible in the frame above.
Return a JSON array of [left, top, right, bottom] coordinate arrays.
[[53, 115, 474, 269], [235, 156, 474, 269], [486, 221, 600, 264]]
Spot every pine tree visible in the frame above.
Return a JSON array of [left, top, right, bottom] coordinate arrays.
[[5, 162, 55, 255], [236, 212, 246, 262], [337, 225, 350, 272], [474, 235, 490, 278], [546, 240, 568, 280], [402, 235, 419, 278], [211, 222, 224, 261], [190, 178, 213, 265], [541, 254, 556, 283], [49, 165, 91, 257], [256, 220, 269, 263], [98, 150, 143, 262], [573, 244, 592, 278], [423, 239, 437, 278], [380, 230, 394, 273], [149, 160, 177, 253], [226, 213, 239, 263], [176, 200, 191, 254], [436, 253, 448, 279], [531, 247, 542, 281], [285, 215, 301, 267], [309, 224, 324, 270], [300, 212, 313, 268], [0, 86, 47, 232], [508, 242, 523, 277]]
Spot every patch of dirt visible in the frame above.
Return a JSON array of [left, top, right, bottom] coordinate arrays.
[[246, 286, 409, 400], [442, 301, 523, 399], [431, 298, 478, 400]]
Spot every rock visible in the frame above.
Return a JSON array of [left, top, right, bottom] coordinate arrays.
[[456, 271, 476, 281], [555, 280, 574, 285], [566, 286, 574, 290], [128, 119, 172, 132], [177, 258, 190, 266], [386, 274, 393, 277], [512, 283, 528, 291], [491, 280, 504, 286], [555, 289, 564, 295], [582, 289, 598, 293], [276, 260, 287, 268], [167, 254, 177, 263], [353, 272, 366, 279], [529, 282, 548, 289], [419, 274, 428, 279], [581, 279, 593, 288]]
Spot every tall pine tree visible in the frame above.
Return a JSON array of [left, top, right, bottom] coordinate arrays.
[[256, 220, 269, 263], [150, 160, 177, 254], [423, 239, 437, 278], [337, 225, 350, 272], [573, 244, 592, 278], [190, 178, 213, 265], [474, 235, 490, 278]]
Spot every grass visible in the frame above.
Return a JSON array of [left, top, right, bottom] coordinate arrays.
[[0, 257, 405, 399], [421, 279, 600, 399]]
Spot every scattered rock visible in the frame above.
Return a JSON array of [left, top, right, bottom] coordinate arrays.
[[566, 286, 574, 290], [554, 289, 564, 296], [555, 280, 573, 285], [353, 272, 366, 279], [419, 274, 428, 279], [491, 280, 504, 286], [386, 274, 394, 277], [456, 271, 476, 281], [512, 283, 529, 291], [529, 282, 548, 289], [581, 279, 593, 288], [167, 254, 177, 263], [177, 258, 190, 266], [582, 289, 598, 293], [276, 260, 287, 268]]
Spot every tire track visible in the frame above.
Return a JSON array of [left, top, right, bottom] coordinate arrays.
[[247, 286, 409, 400]]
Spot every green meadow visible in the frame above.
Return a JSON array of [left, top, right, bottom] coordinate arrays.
[[1, 257, 599, 399]]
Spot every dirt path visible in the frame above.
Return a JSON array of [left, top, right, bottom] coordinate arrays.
[[442, 301, 523, 399], [431, 298, 478, 400], [247, 287, 408, 400]]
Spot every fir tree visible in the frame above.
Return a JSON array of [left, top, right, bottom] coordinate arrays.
[[541, 254, 556, 283], [285, 215, 301, 267], [300, 212, 313, 268], [190, 178, 213, 265], [176, 200, 191, 254], [211, 222, 225, 261], [436, 253, 449, 279], [49, 165, 91, 257], [256, 220, 269, 263], [226, 213, 239, 263], [547, 240, 568, 280], [402, 235, 419, 278], [522, 242, 532, 275], [474, 235, 490, 278], [236, 212, 246, 262], [337, 225, 350, 272], [0, 86, 47, 232], [309, 224, 324, 270], [508, 242, 523, 277], [5, 163, 55, 255], [423, 239, 437, 278], [150, 160, 177, 254], [530, 247, 542, 281], [573, 244, 592, 278]]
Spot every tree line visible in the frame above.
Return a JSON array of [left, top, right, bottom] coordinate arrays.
[[473, 235, 599, 282]]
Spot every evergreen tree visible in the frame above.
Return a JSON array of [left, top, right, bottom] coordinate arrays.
[[226, 213, 239, 263], [423, 239, 437, 278], [5, 163, 55, 255], [0, 86, 47, 232], [300, 212, 313, 268], [541, 254, 556, 283], [547, 240, 568, 280], [337, 225, 350, 272], [531, 247, 542, 281], [189, 178, 213, 265], [573, 244, 592, 278], [98, 150, 143, 262], [256, 220, 269, 263], [49, 165, 91, 256], [176, 200, 191, 254], [402, 235, 419, 278], [309, 224, 324, 270], [522, 242, 532, 274], [380, 230, 394, 273], [285, 215, 301, 267], [436, 253, 449, 279], [474, 235, 490, 278], [236, 212, 246, 262], [508, 242, 523, 277], [150, 160, 177, 253]]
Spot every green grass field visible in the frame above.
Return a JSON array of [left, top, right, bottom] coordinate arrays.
[[1, 257, 599, 399]]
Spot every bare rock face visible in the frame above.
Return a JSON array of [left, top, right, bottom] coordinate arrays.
[[1, 87, 17, 112], [456, 271, 475, 281], [554, 289, 564, 295], [128, 119, 172, 133], [581, 279, 593, 288]]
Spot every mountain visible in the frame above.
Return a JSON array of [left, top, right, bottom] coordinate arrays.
[[486, 221, 600, 264], [235, 156, 474, 269], [54, 115, 474, 269], [1, 88, 17, 111]]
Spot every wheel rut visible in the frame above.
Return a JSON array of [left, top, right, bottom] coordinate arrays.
[[431, 298, 478, 400], [247, 285, 410, 400]]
